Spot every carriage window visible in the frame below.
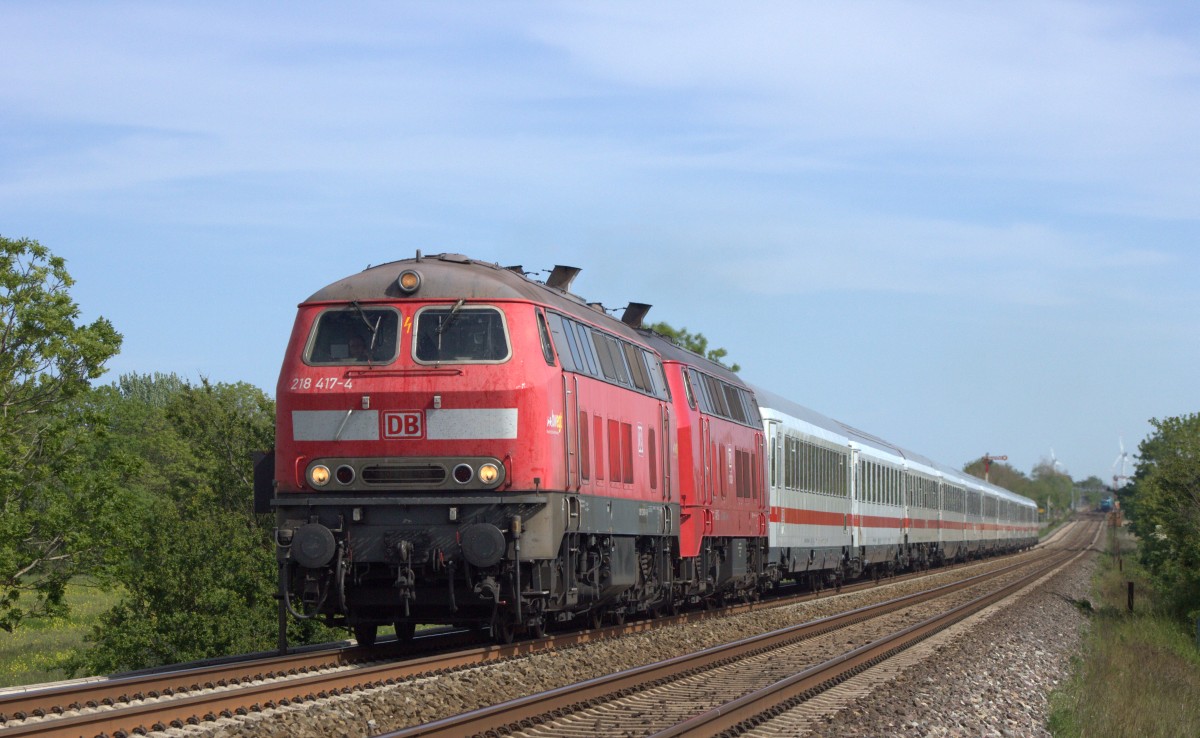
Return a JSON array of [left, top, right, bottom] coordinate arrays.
[[306, 306, 400, 365], [414, 305, 510, 363]]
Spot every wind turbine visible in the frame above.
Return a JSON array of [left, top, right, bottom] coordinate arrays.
[[1050, 448, 1064, 474], [1112, 437, 1131, 489]]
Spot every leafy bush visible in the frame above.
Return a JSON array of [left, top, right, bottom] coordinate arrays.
[[1124, 413, 1200, 621]]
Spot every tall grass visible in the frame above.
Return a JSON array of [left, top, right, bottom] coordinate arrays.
[[1049, 525, 1200, 737], [0, 581, 120, 689]]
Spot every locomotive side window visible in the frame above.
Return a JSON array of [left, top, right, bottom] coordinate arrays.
[[681, 368, 697, 409], [414, 305, 510, 363], [545, 313, 578, 372], [648, 353, 671, 400], [565, 321, 587, 373], [606, 337, 633, 387], [537, 310, 557, 366], [574, 323, 600, 376], [306, 306, 401, 365], [545, 311, 668, 401], [689, 369, 710, 413], [723, 385, 747, 423], [623, 342, 652, 392]]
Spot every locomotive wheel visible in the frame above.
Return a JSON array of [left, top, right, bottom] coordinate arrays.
[[612, 609, 626, 626], [492, 620, 516, 644], [528, 617, 547, 639], [394, 620, 416, 642], [353, 624, 378, 647], [588, 609, 603, 631]]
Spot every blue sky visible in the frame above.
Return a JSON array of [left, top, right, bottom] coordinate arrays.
[[3, 1, 1196, 484]]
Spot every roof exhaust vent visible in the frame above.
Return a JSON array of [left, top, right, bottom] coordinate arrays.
[[546, 265, 581, 292], [621, 302, 652, 328], [505, 265, 524, 274]]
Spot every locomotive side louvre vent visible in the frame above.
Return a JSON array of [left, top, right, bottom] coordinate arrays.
[[361, 464, 448, 485]]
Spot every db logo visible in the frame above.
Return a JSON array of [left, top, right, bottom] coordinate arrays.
[[383, 411, 424, 439]]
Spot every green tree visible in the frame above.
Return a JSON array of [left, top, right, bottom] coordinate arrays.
[[1074, 475, 1106, 510], [0, 236, 121, 632], [70, 374, 334, 674], [962, 457, 1031, 496], [1124, 413, 1200, 620], [646, 321, 740, 372], [1029, 461, 1074, 518]]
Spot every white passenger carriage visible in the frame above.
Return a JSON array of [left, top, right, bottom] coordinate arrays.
[[843, 426, 909, 573], [898, 450, 943, 568], [754, 385, 1039, 587], [755, 386, 853, 587]]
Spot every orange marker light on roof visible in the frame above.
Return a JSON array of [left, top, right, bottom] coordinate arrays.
[[397, 270, 421, 294]]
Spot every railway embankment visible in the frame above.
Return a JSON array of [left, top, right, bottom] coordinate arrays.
[[120, 526, 1088, 737]]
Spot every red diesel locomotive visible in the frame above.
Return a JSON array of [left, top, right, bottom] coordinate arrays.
[[260, 252, 1038, 647], [264, 253, 764, 644]]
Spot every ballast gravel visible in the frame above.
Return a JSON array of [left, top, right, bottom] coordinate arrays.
[[162, 541, 1095, 738], [795, 551, 1095, 738]]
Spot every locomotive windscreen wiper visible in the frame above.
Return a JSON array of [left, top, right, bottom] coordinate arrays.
[[350, 300, 382, 358], [436, 299, 466, 336]]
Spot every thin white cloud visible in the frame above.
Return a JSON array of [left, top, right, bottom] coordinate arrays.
[[3, 1, 1199, 219]]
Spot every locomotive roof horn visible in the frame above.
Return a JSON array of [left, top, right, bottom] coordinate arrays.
[[546, 265, 581, 292], [621, 302, 652, 328]]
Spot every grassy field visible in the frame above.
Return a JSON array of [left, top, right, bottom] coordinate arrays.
[[0, 581, 121, 689], [1049, 524, 1200, 737]]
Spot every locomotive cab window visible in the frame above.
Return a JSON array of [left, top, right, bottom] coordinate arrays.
[[414, 304, 511, 363], [306, 306, 400, 365]]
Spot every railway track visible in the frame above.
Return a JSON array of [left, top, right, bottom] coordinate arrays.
[[374, 520, 1098, 738], [0, 524, 1084, 738]]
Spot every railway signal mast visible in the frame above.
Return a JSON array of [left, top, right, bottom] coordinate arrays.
[[983, 452, 1008, 483]]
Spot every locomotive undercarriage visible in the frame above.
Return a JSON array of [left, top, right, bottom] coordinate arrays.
[[274, 490, 711, 645], [274, 486, 1035, 649], [275, 501, 1040, 648]]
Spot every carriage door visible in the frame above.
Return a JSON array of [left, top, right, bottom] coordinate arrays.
[[849, 447, 862, 547]]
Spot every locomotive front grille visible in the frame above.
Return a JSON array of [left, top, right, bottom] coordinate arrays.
[[361, 464, 447, 485]]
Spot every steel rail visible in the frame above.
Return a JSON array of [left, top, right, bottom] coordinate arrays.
[[1, 533, 1055, 736], [0, 627, 479, 724], [2, 526, 1082, 738], [654, 531, 1097, 737], [372, 526, 1091, 738]]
